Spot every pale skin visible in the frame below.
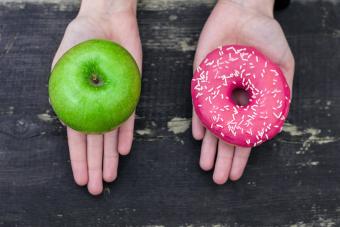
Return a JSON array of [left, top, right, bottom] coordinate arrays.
[[53, 0, 294, 195], [52, 0, 142, 195], [192, 0, 295, 184]]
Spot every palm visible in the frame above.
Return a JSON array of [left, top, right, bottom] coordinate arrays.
[[192, 1, 294, 184], [52, 14, 142, 195]]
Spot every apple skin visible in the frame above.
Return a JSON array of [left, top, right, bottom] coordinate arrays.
[[49, 39, 141, 133]]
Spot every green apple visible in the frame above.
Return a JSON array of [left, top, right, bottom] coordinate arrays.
[[48, 39, 141, 133]]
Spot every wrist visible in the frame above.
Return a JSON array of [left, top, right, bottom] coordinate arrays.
[[78, 0, 137, 18], [220, 0, 275, 17]]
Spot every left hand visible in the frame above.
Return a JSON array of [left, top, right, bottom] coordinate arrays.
[[192, 0, 295, 184]]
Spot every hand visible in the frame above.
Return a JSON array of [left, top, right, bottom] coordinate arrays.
[[192, 0, 294, 184], [51, 0, 142, 195]]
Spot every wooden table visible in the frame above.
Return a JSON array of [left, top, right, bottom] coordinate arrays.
[[0, 0, 339, 226]]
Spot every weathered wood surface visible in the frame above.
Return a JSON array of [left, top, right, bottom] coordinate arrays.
[[0, 0, 339, 226]]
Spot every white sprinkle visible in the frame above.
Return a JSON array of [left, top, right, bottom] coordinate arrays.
[[258, 130, 264, 137], [229, 57, 239, 62], [273, 112, 282, 119], [208, 96, 212, 104], [270, 69, 279, 76], [240, 52, 249, 61], [231, 130, 237, 136], [194, 84, 202, 91], [233, 107, 238, 114], [206, 60, 215, 66], [195, 93, 203, 98], [226, 46, 236, 53], [276, 102, 282, 109], [271, 89, 281, 94]]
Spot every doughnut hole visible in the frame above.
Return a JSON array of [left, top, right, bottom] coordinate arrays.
[[231, 87, 250, 106]]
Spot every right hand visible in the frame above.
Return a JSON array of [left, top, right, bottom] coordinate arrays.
[[51, 0, 142, 195]]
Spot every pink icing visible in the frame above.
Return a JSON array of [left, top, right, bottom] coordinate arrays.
[[191, 45, 291, 147]]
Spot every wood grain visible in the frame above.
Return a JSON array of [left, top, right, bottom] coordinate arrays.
[[0, 0, 339, 226]]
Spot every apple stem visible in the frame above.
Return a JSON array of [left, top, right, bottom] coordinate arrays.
[[91, 74, 100, 85]]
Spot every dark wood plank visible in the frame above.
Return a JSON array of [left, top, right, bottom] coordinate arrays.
[[0, 0, 339, 226]]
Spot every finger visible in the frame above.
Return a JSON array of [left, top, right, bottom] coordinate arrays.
[[51, 22, 103, 69], [110, 17, 143, 72], [213, 141, 234, 185], [199, 130, 218, 171], [280, 56, 295, 91], [118, 38, 143, 73], [192, 109, 205, 140], [118, 113, 135, 155], [229, 146, 251, 181], [87, 134, 104, 195], [193, 40, 220, 71], [103, 130, 119, 182], [52, 33, 81, 69], [67, 127, 88, 186], [278, 40, 295, 91]]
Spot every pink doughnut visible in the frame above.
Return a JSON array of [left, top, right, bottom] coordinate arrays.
[[191, 45, 291, 147]]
